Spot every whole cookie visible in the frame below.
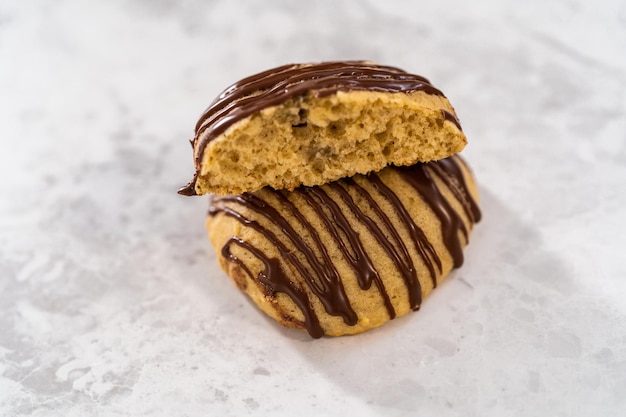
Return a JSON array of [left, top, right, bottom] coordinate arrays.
[[206, 155, 481, 338]]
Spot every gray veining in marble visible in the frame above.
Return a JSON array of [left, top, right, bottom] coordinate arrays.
[[1, 0, 625, 416]]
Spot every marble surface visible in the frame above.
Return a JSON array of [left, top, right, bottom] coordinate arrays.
[[1, 0, 626, 415]]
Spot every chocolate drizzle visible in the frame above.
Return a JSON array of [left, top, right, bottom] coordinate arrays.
[[430, 157, 482, 224], [442, 110, 463, 131], [365, 175, 441, 288], [211, 194, 357, 326], [209, 155, 480, 338], [178, 61, 463, 196], [221, 236, 324, 338], [302, 185, 395, 320]]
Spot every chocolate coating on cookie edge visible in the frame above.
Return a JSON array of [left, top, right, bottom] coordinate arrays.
[[178, 61, 461, 196], [209, 155, 481, 338]]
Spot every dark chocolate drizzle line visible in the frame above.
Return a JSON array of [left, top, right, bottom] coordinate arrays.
[[296, 186, 396, 319], [221, 236, 323, 338], [442, 156, 482, 222], [339, 178, 421, 309], [398, 163, 468, 268], [220, 236, 255, 282], [210, 156, 479, 338], [441, 110, 463, 131], [178, 172, 199, 196], [211, 194, 358, 325], [366, 174, 442, 287], [429, 156, 481, 226], [178, 61, 460, 195], [321, 183, 397, 319], [271, 189, 346, 298]]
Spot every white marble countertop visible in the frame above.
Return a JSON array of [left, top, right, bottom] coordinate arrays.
[[1, 0, 625, 416]]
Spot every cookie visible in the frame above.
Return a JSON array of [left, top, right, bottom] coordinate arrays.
[[179, 61, 467, 196], [206, 155, 481, 338]]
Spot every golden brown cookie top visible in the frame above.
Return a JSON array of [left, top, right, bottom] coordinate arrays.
[[179, 61, 467, 196]]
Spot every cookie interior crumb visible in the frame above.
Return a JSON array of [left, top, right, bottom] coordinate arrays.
[[195, 90, 466, 195]]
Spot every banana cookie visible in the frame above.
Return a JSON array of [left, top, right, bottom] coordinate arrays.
[[179, 61, 468, 196], [179, 61, 481, 338]]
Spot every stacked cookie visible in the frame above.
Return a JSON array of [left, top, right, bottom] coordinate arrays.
[[179, 61, 481, 338]]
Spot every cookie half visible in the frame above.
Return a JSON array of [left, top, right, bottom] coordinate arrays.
[[179, 61, 467, 196], [206, 155, 481, 338]]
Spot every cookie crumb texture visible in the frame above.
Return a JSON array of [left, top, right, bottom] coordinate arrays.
[[182, 61, 468, 196], [197, 90, 466, 195], [206, 155, 481, 338]]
